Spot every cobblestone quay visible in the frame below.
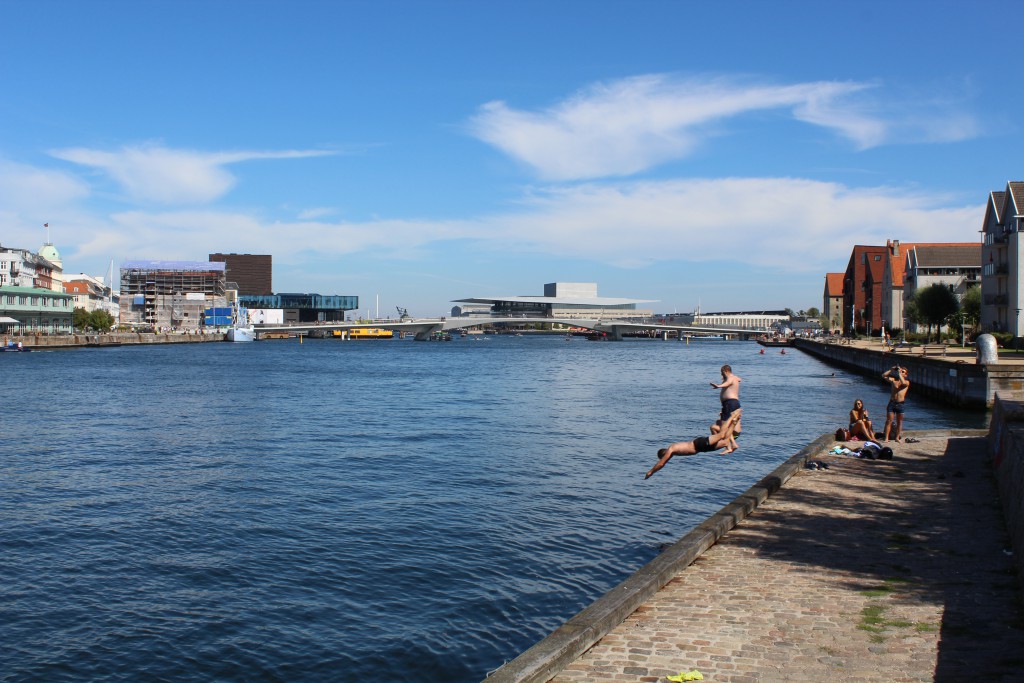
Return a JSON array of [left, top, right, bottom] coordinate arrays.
[[491, 432, 1024, 682]]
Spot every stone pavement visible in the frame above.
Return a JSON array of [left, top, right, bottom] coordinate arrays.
[[550, 434, 1024, 682]]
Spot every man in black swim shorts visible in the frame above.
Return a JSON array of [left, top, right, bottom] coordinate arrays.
[[882, 366, 910, 442], [645, 409, 743, 479], [710, 364, 742, 453]]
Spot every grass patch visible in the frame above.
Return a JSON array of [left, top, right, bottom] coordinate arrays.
[[858, 592, 927, 637], [860, 605, 887, 626], [915, 623, 938, 632]]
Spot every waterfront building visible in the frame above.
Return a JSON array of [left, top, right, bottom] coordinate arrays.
[[0, 242, 63, 291], [0, 284, 74, 333], [0, 242, 73, 333], [38, 242, 64, 292], [848, 244, 889, 336], [879, 240, 915, 333], [843, 244, 889, 335], [692, 310, 789, 329], [902, 244, 980, 333], [119, 260, 229, 330], [980, 182, 1024, 334], [64, 273, 120, 320], [451, 282, 655, 319], [238, 293, 358, 323], [209, 253, 272, 295], [823, 273, 844, 332], [846, 240, 979, 336]]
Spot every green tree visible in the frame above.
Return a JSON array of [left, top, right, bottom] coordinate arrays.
[[88, 309, 115, 332], [961, 286, 981, 331], [74, 307, 114, 332], [806, 306, 820, 318], [914, 284, 960, 342], [73, 307, 91, 332]]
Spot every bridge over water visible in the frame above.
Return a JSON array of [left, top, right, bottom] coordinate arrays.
[[255, 317, 770, 341]]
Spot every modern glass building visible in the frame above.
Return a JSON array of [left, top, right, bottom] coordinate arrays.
[[239, 293, 359, 323]]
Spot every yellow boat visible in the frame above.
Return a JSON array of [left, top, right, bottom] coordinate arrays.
[[349, 327, 394, 339]]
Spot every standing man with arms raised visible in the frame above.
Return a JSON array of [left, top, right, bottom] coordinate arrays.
[[882, 366, 910, 442], [711, 364, 742, 453]]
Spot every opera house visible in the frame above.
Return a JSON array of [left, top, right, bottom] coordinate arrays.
[[451, 282, 655, 319]]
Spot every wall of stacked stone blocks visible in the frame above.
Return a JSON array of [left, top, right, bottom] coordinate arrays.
[[989, 395, 1024, 601]]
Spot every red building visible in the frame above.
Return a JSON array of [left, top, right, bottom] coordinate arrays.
[[843, 245, 889, 335]]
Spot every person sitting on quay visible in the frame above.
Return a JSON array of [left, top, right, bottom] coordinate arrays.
[[849, 399, 874, 440]]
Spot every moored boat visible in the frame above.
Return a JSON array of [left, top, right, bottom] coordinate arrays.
[[350, 328, 395, 339], [226, 325, 255, 342], [225, 302, 255, 343], [757, 336, 793, 347]]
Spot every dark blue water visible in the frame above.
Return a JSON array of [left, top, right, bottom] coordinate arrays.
[[0, 337, 984, 682]]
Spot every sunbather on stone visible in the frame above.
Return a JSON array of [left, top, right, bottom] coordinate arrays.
[[645, 409, 743, 479]]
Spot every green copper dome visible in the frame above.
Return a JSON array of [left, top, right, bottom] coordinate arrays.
[[39, 243, 62, 265]]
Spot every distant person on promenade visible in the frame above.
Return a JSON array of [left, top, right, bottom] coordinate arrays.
[[849, 399, 874, 440], [882, 366, 910, 442], [645, 409, 743, 479], [710, 364, 742, 452]]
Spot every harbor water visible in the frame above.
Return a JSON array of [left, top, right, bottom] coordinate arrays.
[[0, 336, 985, 682]]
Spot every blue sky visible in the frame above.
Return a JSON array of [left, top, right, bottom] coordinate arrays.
[[0, 0, 1018, 316]]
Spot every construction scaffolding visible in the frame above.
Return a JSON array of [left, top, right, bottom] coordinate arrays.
[[119, 261, 228, 330]]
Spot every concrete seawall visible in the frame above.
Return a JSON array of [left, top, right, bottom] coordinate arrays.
[[989, 395, 1024, 596], [484, 434, 836, 683], [486, 418, 1024, 681], [5, 332, 225, 348], [792, 338, 1024, 408]]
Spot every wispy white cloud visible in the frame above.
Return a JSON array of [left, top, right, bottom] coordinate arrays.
[[49, 144, 334, 204], [0, 159, 90, 211], [71, 209, 476, 266], [477, 178, 978, 269], [69, 177, 977, 278], [468, 74, 979, 179], [1, 152, 979, 303]]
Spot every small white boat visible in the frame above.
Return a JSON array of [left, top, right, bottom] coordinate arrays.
[[226, 302, 255, 342], [226, 325, 255, 342]]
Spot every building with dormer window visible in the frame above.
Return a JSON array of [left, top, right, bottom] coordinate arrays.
[[980, 182, 1024, 334]]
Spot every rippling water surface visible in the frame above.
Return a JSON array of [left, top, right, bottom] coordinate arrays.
[[0, 336, 984, 681]]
